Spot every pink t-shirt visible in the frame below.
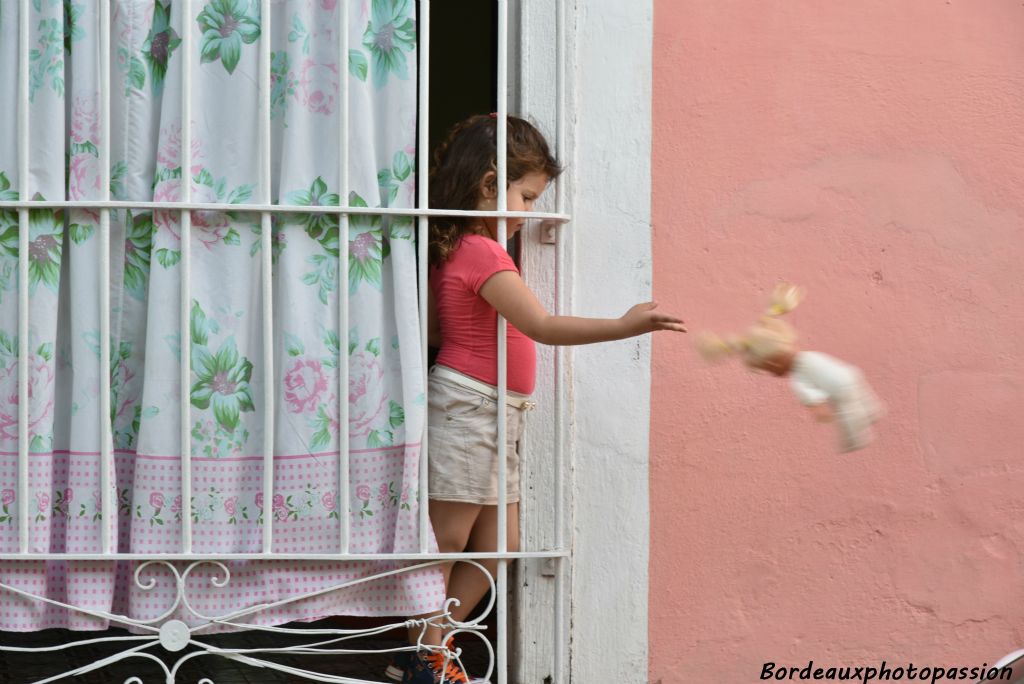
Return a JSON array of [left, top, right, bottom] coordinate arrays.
[[430, 234, 537, 395]]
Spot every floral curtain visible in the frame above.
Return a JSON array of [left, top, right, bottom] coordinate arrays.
[[0, 0, 443, 631]]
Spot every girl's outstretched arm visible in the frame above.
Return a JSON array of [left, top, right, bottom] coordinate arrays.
[[479, 271, 686, 346]]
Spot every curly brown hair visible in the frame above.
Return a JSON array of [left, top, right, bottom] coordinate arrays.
[[428, 114, 561, 266]]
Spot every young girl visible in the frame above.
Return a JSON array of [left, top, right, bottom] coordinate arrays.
[[695, 284, 884, 453], [386, 114, 687, 683]]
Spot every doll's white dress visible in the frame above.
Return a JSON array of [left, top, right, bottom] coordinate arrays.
[[789, 351, 883, 452]]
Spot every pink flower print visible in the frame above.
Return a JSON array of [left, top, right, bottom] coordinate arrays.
[[355, 484, 371, 502], [149, 492, 165, 509], [255, 492, 264, 509], [297, 59, 339, 115], [321, 491, 335, 511], [224, 496, 238, 517], [1, 489, 14, 506], [0, 355, 56, 445], [349, 352, 387, 438], [93, 490, 102, 509], [272, 494, 286, 517], [401, 485, 410, 502], [36, 491, 49, 512], [275, 507, 289, 522], [377, 482, 388, 503], [350, 232, 376, 261], [283, 358, 328, 414], [68, 154, 102, 200], [152, 179, 182, 240], [170, 495, 182, 514], [64, 488, 73, 503], [190, 183, 232, 249], [70, 96, 100, 146], [112, 358, 137, 421], [156, 122, 203, 176]]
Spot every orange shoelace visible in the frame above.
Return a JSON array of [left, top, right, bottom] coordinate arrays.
[[424, 649, 468, 683]]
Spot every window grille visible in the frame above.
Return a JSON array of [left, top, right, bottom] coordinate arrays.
[[0, 1, 571, 682]]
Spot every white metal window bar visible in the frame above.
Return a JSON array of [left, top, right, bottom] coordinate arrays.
[[0, 1, 571, 682]]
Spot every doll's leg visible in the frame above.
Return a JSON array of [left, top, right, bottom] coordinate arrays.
[[834, 395, 872, 453]]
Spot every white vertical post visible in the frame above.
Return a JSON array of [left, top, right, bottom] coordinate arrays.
[[416, 0, 431, 555], [259, 0, 275, 554], [98, 0, 113, 554], [496, 2, 510, 683], [16, 0, 31, 555], [337, 0, 351, 555], [179, 0, 194, 553], [553, 0, 568, 680]]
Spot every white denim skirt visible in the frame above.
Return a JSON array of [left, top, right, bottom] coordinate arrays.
[[426, 368, 530, 505]]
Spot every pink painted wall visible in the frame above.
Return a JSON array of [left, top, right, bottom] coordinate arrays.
[[650, 2, 1024, 681]]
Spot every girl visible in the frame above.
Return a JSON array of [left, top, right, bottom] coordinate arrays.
[[695, 284, 884, 453], [388, 114, 687, 684]]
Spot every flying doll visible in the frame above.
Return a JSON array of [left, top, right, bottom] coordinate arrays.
[[695, 284, 883, 453]]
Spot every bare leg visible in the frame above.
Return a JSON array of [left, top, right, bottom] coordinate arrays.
[[447, 502, 519, 624], [408, 499, 481, 647]]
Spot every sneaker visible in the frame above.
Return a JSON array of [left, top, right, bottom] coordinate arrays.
[[384, 650, 415, 682], [395, 638, 471, 684]]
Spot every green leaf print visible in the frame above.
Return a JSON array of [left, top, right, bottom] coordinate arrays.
[[191, 300, 215, 345], [309, 405, 333, 452], [284, 332, 304, 357], [197, 0, 261, 75], [282, 177, 340, 254], [0, 173, 20, 263], [123, 211, 155, 301], [191, 332, 255, 431], [389, 400, 404, 429], [36, 342, 54, 363], [110, 160, 128, 200], [288, 13, 311, 55], [155, 248, 181, 268], [362, 0, 416, 89], [142, 1, 181, 94], [27, 206, 64, 295], [128, 57, 146, 91], [367, 429, 392, 448], [393, 150, 412, 182], [29, 12, 66, 100], [64, 2, 85, 54], [69, 222, 94, 245], [270, 51, 296, 120], [348, 195, 386, 293], [348, 50, 368, 82]]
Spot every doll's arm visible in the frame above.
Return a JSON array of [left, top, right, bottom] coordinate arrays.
[[790, 376, 829, 407], [792, 377, 833, 422]]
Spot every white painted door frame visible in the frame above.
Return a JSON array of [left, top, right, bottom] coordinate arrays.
[[512, 1, 653, 681]]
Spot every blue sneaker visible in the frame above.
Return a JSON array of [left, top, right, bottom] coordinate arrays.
[[386, 638, 472, 683], [384, 650, 415, 681]]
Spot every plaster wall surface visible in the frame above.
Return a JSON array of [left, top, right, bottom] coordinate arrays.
[[568, 0, 654, 681], [650, 2, 1024, 681]]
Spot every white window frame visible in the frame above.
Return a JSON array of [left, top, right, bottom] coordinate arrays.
[[1, 0, 654, 681], [511, 1, 654, 682]]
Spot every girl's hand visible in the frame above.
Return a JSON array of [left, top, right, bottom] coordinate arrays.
[[620, 302, 687, 336]]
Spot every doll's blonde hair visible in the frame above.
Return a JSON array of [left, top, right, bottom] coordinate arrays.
[[696, 284, 805, 367]]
